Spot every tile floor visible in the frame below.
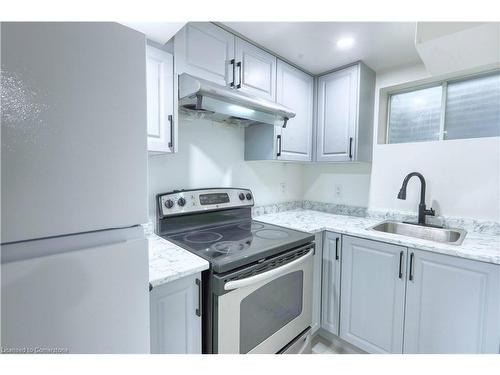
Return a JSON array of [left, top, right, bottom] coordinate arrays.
[[311, 335, 362, 354]]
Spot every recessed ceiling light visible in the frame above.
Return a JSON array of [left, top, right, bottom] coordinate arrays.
[[337, 37, 355, 49]]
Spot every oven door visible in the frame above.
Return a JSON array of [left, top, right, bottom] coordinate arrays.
[[216, 245, 313, 354]]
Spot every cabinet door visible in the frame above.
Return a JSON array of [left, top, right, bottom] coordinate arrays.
[[316, 65, 359, 162], [340, 236, 407, 353], [235, 38, 277, 101], [146, 46, 175, 153], [321, 232, 342, 336], [311, 232, 324, 334], [150, 274, 202, 354], [404, 250, 500, 353], [174, 22, 235, 86], [276, 60, 314, 161]]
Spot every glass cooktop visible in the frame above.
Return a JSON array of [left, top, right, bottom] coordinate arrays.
[[163, 220, 314, 273]]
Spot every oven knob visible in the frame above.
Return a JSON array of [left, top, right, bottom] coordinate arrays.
[[178, 197, 186, 207], [164, 199, 174, 209], [239, 193, 245, 200], [246, 193, 252, 200]]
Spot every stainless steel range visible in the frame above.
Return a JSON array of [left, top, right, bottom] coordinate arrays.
[[156, 188, 314, 354]]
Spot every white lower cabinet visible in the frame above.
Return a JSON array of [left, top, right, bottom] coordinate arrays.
[[403, 249, 500, 353], [321, 232, 342, 336], [311, 232, 323, 334], [339, 236, 407, 353], [334, 235, 500, 354], [149, 273, 202, 354]]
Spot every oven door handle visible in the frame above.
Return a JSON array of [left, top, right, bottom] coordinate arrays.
[[224, 248, 314, 291]]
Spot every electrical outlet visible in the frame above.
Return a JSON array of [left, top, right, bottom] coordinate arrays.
[[280, 182, 287, 194], [334, 184, 343, 199]]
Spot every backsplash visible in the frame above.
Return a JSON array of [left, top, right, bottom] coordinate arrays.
[[251, 201, 304, 216], [253, 201, 500, 235]]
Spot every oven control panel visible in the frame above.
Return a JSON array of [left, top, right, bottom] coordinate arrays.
[[157, 188, 254, 217]]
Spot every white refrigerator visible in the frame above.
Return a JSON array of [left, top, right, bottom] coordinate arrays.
[[1, 22, 150, 353]]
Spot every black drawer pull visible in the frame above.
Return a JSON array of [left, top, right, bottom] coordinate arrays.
[[236, 61, 242, 89], [398, 251, 404, 279], [168, 114, 174, 149], [195, 278, 202, 317], [335, 237, 340, 260], [230, 59, 235, 87], [409, 253, 415, 281]]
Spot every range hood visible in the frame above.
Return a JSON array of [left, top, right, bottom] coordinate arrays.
[[178, 73, 295, 127]]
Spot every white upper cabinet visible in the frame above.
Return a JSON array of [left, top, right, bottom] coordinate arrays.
[[235, 38, 277, 101], [276, 60, 314, 161], [317, 65, 358, 162], [174, 23, 276, 101], [404, 249, 500, 354], [174, 22, 235, 86], [244, 60, 313, 161], [146, 46, 176, 153], [315, 63, 375, 162]]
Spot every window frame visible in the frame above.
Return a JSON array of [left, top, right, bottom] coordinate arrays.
[[385, 69, 500, 144]]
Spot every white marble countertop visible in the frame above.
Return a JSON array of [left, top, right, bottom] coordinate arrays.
[[254, 210, 500, 265], [148, 233, 209, 288]]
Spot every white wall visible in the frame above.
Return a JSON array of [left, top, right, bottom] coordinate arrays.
[[302, 163, 371, 207], [147, 117, 304, 218], [369, 63, 500, 221]]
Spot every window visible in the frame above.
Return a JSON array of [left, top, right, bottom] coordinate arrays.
[[387, 71, 500, 144], [388, 86, 442, 144]]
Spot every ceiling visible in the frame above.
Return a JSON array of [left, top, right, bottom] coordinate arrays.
[[221, 22, 423, 74]]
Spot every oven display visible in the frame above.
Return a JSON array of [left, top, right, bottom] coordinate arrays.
[[199, 193, 230, 205]]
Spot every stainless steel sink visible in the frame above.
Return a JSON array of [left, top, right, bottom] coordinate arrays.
[[368, 221, 467, 245]]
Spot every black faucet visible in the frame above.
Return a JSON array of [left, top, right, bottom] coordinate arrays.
[[397, 172, 435, 226]]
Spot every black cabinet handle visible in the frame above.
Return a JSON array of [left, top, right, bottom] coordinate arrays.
[[349, 137, 353, 159], [409, 253, 415, 281], [335, 237, 340, 260], [230, 59, 235, 87], [168, 114, 174, 149], [276, 135, 282, 157], [398, 251, 404, 279], [236, 61, 242, 89], [195, 278, 202, 317]]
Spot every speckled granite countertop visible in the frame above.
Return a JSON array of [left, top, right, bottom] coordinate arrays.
[[148, 233, 209, 288], [254, 210, 500, 265]]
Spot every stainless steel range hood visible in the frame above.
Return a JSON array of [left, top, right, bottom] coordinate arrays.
[[178, 73, 295, 127]]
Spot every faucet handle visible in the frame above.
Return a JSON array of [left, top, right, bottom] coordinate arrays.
[[426, 207, 435, 216]]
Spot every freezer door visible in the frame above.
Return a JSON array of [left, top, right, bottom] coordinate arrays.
[[1, 230, 150, 353], [1, 22, 148, 243]]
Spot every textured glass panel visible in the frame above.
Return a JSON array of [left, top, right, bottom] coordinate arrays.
[[444, 73, 500, 140], [239, 271, 303, 354], [388, 86, 442, 144]]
